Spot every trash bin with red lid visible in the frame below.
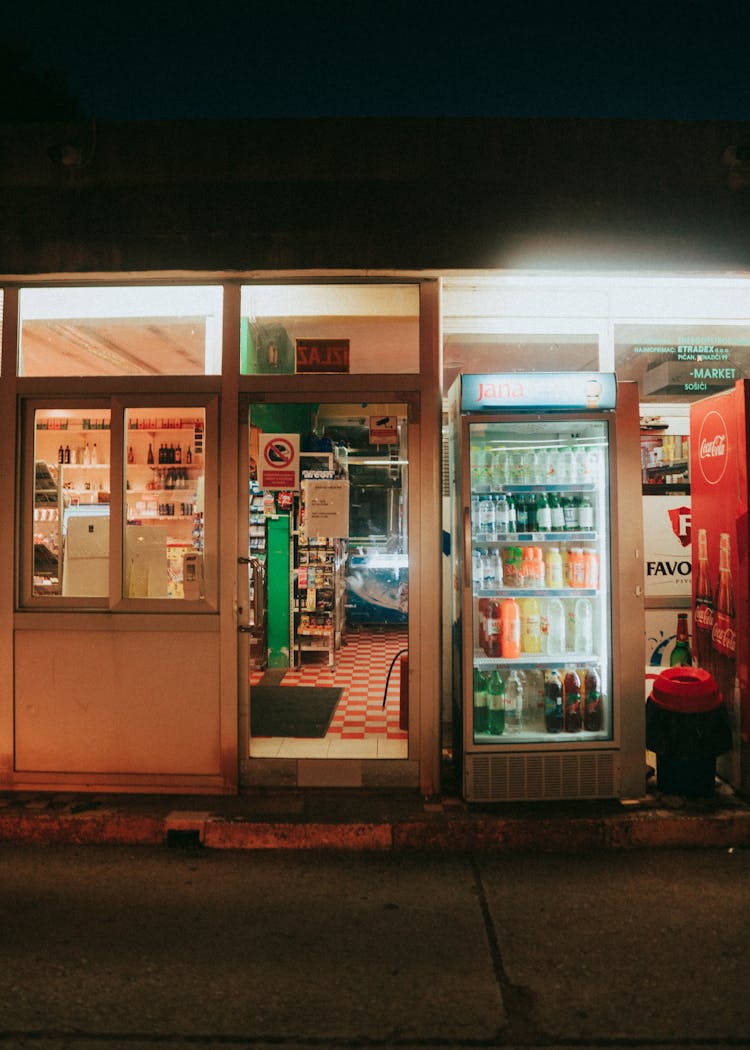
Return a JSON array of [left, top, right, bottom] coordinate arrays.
[[646, 666, 732, 797]]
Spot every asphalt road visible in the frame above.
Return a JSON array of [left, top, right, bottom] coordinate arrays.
[[0, 844, 748, 1049]]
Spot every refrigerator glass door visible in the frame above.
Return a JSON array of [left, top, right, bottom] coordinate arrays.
[[467, 418, 612, 745]]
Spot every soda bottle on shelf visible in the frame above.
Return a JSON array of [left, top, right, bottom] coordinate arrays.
[[567, 548, 586, 588], [563, 668, 582, 732], [520, 546, 535, 588], [536, 491, 551, 531], [532, 547, 545, 587], [487, 670, 506, 735], [526, 494, 538, 532], [582, 548, 599, 589], [477, 597, 490, 654], [583, 667, 603, 731], [574, 597, 593, 653], [500, 598, 521, 658], [473, 667, 489, 735], [504, 670, 524, 733], [544, 670, 564, 733], [515, 496, 529, 533], [485, 598, 502, 658], [562, 496, 578, 531], [492, 450, 510, 488], [548, 492, 565, 531], [670, 612, 692, 666], [506, 495, 517, 533], [544, 546, 564, 589], [577, 492, 594, 531], [520, 596, 542, 654], [693, 528, 714, 674]]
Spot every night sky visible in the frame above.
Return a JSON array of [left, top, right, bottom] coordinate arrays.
[[8, 0, 750, 122]]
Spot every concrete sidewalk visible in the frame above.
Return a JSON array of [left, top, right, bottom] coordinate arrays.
[[1, 774, 749, 851]]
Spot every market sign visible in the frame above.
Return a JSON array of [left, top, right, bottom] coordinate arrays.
[[259, 432, 300, 491], [637, 344, 744, 397], [295, 339, 350, 373]]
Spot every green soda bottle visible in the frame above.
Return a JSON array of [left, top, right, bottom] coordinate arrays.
[[487, 669, 506, 735]]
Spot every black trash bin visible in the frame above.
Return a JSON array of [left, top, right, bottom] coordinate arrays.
[[646, 666, 732, 798]]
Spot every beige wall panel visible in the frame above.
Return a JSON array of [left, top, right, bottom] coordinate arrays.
[[14, 630, 221, 775]]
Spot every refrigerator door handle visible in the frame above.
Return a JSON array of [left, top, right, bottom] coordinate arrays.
[[463, 506, 472, 589]]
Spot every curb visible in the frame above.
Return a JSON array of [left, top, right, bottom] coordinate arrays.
[[1, 805, 750, 852]]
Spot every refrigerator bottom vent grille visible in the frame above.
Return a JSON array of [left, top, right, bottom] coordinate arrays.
[[465, 751, 619, 802]]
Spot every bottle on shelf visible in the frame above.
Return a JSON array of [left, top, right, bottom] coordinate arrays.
[[473, 667, 489, 735], [548, 492, 565, 531], [500, 597, 521, 658], [574, 597, 593, 653], [543, 596, 565, 654], [147, 443, 155, 465], [520, 596, 542, 654], [484, 598, 502, 658], [64, 444, 71, 464], [175, 443, 182, 465], [57, 445, 64, 463], [536, 491, 551, 531], [186, 446, 193, 464], [583, 667, 603, 731], [670, 612, 693, 667], [544, 669, 564, 733], [544, 547, 564, 589], [504, 669, 523, 733], [487, 670, 506, 735], [563, 668, 582, 732]]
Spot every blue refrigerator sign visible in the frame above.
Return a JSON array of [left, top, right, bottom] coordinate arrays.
[[460, 372, 617, 413]]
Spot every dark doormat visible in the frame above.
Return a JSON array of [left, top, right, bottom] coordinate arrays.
[[250, 686, 343, 738]]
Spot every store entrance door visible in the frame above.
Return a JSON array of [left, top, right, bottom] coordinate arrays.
[[238, 400, 410, 775]]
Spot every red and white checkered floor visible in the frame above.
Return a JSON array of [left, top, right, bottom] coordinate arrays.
[[249, 626, 408, 759]]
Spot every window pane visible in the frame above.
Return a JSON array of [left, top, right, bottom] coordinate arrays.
[[19, 287, 222, 376], [615, 323, 750, 403], [240, 284, 419, 375], [124, 409, 206, 599], [33, 409, 111, 597], [443, 333, 600, 392]]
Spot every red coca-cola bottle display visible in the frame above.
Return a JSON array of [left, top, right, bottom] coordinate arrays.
[[563, 668, 582, 733], [711, 531, 736, 705], [583, 667, 603, 731], [693, 528, 714, 674]]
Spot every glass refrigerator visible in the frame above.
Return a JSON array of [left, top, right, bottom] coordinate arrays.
[[448, 373, 645, 802]]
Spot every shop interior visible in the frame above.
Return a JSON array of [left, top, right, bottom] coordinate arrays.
[[247, 401, 409, 761]]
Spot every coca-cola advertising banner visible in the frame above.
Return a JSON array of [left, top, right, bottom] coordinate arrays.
[[690, 382, 749, 791]]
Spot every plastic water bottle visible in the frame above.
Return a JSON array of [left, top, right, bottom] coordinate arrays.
[[477, 496, 495, 538], [504, 670, 524, 732], [560, 447, 576, 484], [544, 597, 565, 654], [574, 597, 593, 654], [495, 493, 510, 535], [522, 450, 540, 485]]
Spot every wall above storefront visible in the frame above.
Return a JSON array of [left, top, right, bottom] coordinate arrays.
[[1, 117, 749, 275]]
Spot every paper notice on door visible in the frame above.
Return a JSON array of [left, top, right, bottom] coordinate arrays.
[[304, 479, 350, 538]]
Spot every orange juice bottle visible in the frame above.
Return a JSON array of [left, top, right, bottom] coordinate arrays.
[[500, 598, 521, 658]]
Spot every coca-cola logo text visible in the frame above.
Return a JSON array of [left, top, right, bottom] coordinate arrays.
[[697, 409, 729, 486], [712, 617, 736, 658], [694, 603, 715, 631]]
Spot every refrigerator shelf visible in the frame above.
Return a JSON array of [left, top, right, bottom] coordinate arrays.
[[500, 483, 598, 494], [473, 729, 607, 744], [473, 651, 599, 669], [473, 588, 598, 599], [472, 531, 598, 544]]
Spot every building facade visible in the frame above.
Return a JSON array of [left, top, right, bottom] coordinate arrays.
[[1, 117, 748, 797]]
